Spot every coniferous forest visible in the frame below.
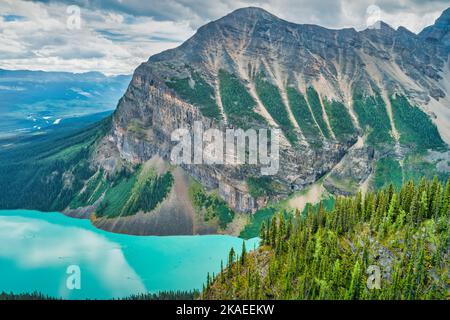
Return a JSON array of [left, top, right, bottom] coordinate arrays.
[[0, 290, 199, 301], [203, 177, 450, 300]]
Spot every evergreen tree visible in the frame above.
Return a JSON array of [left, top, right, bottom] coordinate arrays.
[[260, 222, 266, 244], [240, 241, 247, 266], [203, 178, 449, 300]]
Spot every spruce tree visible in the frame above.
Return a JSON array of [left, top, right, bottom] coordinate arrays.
[[240, 241, 247, 266]]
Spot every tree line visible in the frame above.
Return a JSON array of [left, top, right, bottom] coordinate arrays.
[[203, 177, 450, 300]]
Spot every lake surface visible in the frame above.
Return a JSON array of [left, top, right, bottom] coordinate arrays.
[[0, 210, 258, 299]]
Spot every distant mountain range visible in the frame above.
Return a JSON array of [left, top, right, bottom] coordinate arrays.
[[0, 69, 131, 137], [0, 7, 449, 237]]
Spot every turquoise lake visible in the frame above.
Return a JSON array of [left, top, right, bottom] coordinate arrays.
[[0, 210, 259, 299]]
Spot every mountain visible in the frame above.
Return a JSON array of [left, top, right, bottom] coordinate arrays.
[[420, 8, 450, 52], [0, 7, 449, 236], [0, 69, 131, 138]]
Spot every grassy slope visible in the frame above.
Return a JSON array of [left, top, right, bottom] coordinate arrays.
[[255, 73, 297, 144], [322, 98, 356, 143], [218, 70, 266, 129], [306, 87, 331, 139], [373, 158, 403, 190], [287, 87, 322, 147], [166, 71, 222, 120], [390, 95, 445, 151], [189, 180, 235, 229], [353, 92, 393, 148]]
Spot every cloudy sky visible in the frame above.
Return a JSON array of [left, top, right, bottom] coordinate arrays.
[[0, 0, 449, 75]]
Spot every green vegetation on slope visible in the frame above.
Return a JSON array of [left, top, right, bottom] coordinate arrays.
[[390, 95, 445, 151], [255, 73, 297, 144], [373, 158, 403, 190], [246, 176, 281, 198], [218, 70, 266, 129], [403, 154, 450, 184], [240, 196, 335, 240], [301, 197, 336, 215], [120, 290, 199, 300], [353, 92, 393, 147], [0, 292, 59, 300], [189, 181, 235, 229], [0, 114, 173, 218], [95, 168, 137, 218], [0, 290, 199, 301], [322, 99, 356, 143], [69, 169, 108, 208], [95, 166, 174, 218], [0, 117, 111, 211], [127, 119, 147, 139], [286, 87, 322, 147], [123, 171, 173, 215], [204, 178, 450, 300], [306, 87, 331, 139], [166, 71, 222, 120], [239, 207, 277, 240]]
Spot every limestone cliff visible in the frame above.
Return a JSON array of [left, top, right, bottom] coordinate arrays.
[[103, 7, 449, 215]]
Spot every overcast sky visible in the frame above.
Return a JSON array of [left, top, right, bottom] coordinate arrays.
[[0, 0, 449, 75]]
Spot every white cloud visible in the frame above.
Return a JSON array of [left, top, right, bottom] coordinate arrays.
[[0, 0, 195, 75], [0, 0, 448, 75]]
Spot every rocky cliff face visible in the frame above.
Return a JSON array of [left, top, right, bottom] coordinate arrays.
[[100, 7, 449, 214], [420, 8, 450, 52], [107, 63, 349, 212]]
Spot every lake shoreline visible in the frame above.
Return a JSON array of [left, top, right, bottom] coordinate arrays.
[[0, 210, 259, 299]]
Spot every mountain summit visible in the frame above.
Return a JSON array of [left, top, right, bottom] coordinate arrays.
[[420, 7, 450, 51], [221, 6, 279, 20]]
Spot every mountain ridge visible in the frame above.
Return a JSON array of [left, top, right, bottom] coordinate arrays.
[[105, 5, 449, 221], [420, 7, 450, 51]]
